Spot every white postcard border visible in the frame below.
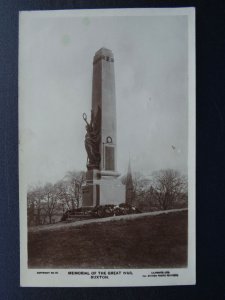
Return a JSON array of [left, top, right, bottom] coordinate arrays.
[[19, 7, 196, 287]]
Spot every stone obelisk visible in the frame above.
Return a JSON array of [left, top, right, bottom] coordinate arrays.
[[82, 48, 125, 207]]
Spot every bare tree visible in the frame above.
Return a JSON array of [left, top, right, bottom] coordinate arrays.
[[53, 180, 72, 212], [63, 171, 86, 209], [27, 186, 45, 226], [42, 183, 62, 224], [152, 169, 187, 210], [27, 170, 86, 225]]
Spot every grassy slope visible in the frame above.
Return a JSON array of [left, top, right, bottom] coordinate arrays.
[[28, 210, 187, 268]]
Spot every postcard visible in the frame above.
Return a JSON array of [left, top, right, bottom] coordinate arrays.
[[19, 7, 195, 287]]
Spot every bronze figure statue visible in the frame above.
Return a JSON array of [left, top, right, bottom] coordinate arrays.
[[83, 106, 101, 170]]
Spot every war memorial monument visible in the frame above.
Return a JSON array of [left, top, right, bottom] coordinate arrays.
[[82, 48, 125, 207]]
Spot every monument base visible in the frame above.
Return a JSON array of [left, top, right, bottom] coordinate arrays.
[[82, 170, 125, 207]]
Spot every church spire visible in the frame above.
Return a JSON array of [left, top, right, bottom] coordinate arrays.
[[126, 158, 135, 205]]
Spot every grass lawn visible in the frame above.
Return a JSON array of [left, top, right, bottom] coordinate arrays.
[[28, 210, 187, 268]]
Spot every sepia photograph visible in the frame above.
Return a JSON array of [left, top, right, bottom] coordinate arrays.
[[19, 7, 195, 287]]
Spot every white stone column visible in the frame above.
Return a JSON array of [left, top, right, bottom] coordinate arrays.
[[92, 48, 118, 175]]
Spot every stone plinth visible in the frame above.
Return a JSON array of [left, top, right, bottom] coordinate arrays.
[[82, 184, 99, 207], [97, 177, 125, 206], [82, 171, 125, 207]]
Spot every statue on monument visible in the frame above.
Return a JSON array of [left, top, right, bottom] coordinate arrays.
[[83, 105, 101, 170]]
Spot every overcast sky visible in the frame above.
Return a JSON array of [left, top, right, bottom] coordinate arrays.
[[19, 9, 189, 187]]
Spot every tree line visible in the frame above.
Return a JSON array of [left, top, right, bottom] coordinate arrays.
[[27, 168, 187, 226], [27, 171, 85, 226], [122, 169, 188, 212]]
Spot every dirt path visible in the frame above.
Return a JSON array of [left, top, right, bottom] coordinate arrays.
[[29, 208, 188, 233]]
